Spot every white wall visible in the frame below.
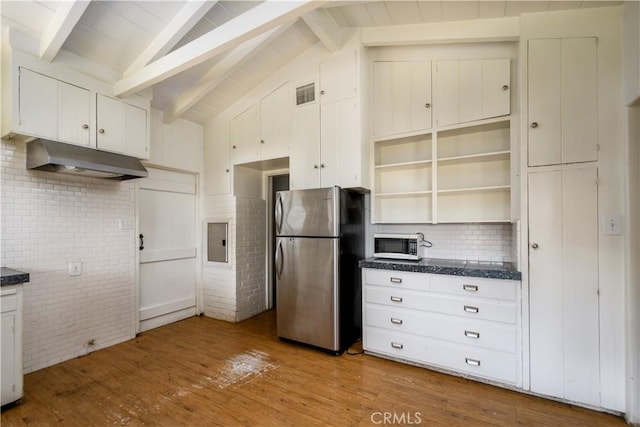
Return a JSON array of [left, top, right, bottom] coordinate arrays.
[[520, 6, 626, 412], [622, 0, 640, 106], [1, 140, 136, 373]]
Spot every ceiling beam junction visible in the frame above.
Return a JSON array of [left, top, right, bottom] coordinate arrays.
[[39, 0, 91, 62], [302, 8, 344, 53]]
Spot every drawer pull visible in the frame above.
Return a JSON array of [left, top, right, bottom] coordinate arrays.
[[391, 342, 404, 350], [464, 305, 479, 313], [463, 284, 478, 292], [390, 277, 402, 284], [390, 296, 403, 303], [390, 317, 403, 325], [464, 330, 480, 339], [465, 358, 481, 367]]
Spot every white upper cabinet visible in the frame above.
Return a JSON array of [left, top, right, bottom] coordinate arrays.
[[373, 60, 432, 140], [319, 50, 357, 105], [96, 94, 149, 159], [18, 68, 90, 146], [260, 83, 292, 160], [231, 83, 292, 165], [436, 59, 510, 127], [527, 38, 597, 166], [290, 101, 321, 190]]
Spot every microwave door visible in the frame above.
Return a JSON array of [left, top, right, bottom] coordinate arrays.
[[375, 238, 408, 255]]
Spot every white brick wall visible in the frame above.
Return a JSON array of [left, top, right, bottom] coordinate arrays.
[[373, 222, 516, 263], [235, 197, 266, 322], [1, 140, 136, 373]]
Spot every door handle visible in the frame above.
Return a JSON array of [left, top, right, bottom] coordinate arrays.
[[139, 234, 144, 251], [275, 194, 284, 235], [275, 240, 284, 280]]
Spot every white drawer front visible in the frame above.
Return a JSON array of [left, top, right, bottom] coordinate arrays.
[[0, 291, 17, 313], [365, 305, 518, 353], [364, 269, 430, 292], [423, 337, 519, 384], [430, 275, 518, 301], [366, 286, 517, 324], [365, 328, 518, 384]]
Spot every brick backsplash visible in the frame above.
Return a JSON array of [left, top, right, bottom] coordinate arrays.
[[372, 222, 516, 263], [1, 140, 136, 373]]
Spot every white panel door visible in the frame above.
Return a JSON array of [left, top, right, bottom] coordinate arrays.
[[336, 98, 361, 188], [18, 68, 57, 138], [459, 60, 483, 123], [58, 81, 90, 146], [319, 101, 339, 187], [482, 59, 511, 119], [319, 50, 357, 105], [1, 312, 16, 405], [231, 104, 260, 164], [528, 166, 599, 406], [436, 60, 460, 127], [122, 103, 148, 159], [138, 168, 197, 332], [96, 94, 124, 153]]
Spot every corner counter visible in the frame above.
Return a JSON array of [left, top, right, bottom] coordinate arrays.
[[359, 258, 521, 281]]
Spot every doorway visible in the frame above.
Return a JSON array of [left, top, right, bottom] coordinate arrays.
[[268, 174, 289, 309]]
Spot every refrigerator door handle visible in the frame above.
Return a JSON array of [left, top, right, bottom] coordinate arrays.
[[275, 193, 284, 235], [275, 239, 284, 280]]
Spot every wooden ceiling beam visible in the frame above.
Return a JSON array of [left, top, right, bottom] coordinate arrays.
[[114, 1, 325, 98], [124, 1, 217, 76], [162, 24, 293, 124], [39, 0, 90, 62], [302, 9, 344, 53]]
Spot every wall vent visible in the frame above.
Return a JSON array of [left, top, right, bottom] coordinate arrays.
[[295, 82, 315, 106]]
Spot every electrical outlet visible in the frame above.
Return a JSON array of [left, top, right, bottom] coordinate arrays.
[[69, 261, 82, 276], [601, 215, 622, 235]]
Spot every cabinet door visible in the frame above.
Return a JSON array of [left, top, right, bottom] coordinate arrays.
[[1, 312, 16, 406], [260, 84, 291, 160], [319, 102, 339, 187], [528, 38, 597, 166], [123, 103, 148, 158], [373, 61, 432, 139], [528, 166, 599, 406], [482, 59, 511, 119], [319, 50, 357, 105], [231, 104, 260, 165], [58, 82, 91, 146], [18, 68, 57, 138], [336, 98, 361, 188], [290, 102, 320, 190], [436, 61, 460, 127], [96, 95, 124, 153]]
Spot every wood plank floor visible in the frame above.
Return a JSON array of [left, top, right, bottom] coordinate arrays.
[[1, 310, 625, 426]]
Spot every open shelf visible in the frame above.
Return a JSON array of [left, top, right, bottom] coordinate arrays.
[[438, 185, 510, 194], [375, 193, 432, 223], [375, 159, 433, 169], [375, 133, 432, 167], [375, 162, 432, 195], [438, 157, 510, 191], [438, 150, 510, 165], [376, 190, 433, 197], [437, 189, 510, 223]]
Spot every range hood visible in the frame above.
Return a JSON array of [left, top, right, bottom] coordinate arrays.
[[26, 139, 148, 180]]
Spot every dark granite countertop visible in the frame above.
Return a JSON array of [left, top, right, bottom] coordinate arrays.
[[1, 268, 30, 286], [359, 258, 521, 281]]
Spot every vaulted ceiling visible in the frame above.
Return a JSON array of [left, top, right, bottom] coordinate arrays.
[[0, 1, 622, 125]]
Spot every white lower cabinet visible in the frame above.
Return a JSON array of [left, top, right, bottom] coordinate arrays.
[[362, 269, 521, 387], [1, 285, 23, 406]]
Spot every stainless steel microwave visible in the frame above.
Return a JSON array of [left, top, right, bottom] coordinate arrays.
[[373, 233, 423, 261]]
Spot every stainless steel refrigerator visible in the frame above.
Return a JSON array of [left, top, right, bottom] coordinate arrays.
[[274, 186, 365, 353]]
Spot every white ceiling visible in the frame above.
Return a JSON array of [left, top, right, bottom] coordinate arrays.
[[0, 0, 623, 125]]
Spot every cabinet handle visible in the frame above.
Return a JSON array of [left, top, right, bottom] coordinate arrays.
[[463, 284, 478, 292], [390, 296, 403, 303], [225, 169, 230, 173], [139, 234, 144, 251], [314, 164, 319, 169], [391, 342, 404, 349], [98, 128, 105, 134], [320, 164, 325, 168], [502, 85, 509, 90], [390, 317, 403, 325], [82, 124, 89, 130], [465, 358, 481, 367], [464, 330, 480, 339], [530, 122, 538, 128], [464, 305, 479, 313], [260, 139, 265, 144], [232, 145, 237, 149], [425, 103, 431, 108], [320, 90, 325, 95], [390, 277, 402, 284], [531, 243, 539, 249]]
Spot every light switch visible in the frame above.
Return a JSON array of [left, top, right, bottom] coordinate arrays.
[[601, 215, 622, 235]]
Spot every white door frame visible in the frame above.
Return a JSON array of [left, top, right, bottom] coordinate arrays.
[[135, 165, 201, 334]]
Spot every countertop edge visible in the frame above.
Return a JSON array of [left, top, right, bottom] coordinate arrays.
[[1, 268, 30, 286], [359, 259, 522, 281]]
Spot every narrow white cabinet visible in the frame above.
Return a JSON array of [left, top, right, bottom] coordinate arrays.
[[528, 166, 600, 406], [436, 59, 510, 127], [204, 122, 231, 195], [231, 104, 260, 165], [1, 285, 23, 406], [18, 68, 90, 146], [96, 94, 149, 159], [528, 38, 597, 166], [260, 83, 291, 160], [290, 101, 321, 189], [373, 60, 432, 140]]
